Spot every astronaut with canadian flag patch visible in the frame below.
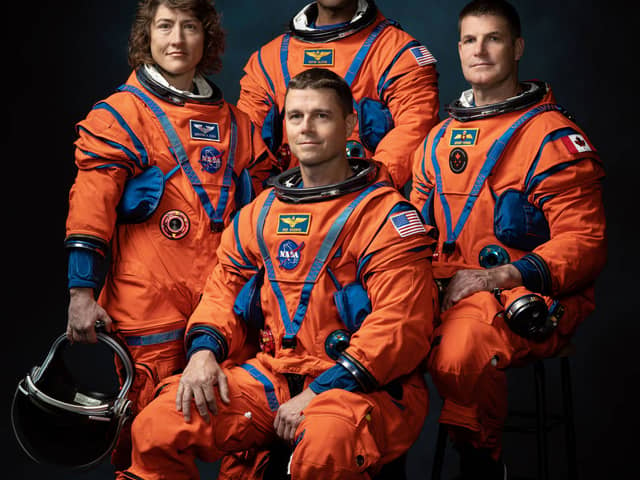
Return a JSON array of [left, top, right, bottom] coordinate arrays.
[[410, 1, 606, 476]]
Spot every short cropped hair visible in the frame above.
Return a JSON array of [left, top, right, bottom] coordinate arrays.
[[285, 68, 354, 117], [128, 0, 225, 75], [458, 0, 522, 39]]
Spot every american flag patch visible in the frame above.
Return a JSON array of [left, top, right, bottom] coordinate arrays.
[[390, 210, 426, 237], [409, 46, 436, 66]]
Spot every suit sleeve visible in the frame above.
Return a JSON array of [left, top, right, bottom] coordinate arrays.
[[340, 200, 436, 389], [373, 52, 440, 188], [248, 120, 277, 193], [237, 48, 277, 131], [233, 106, 276, 196], [66, 99, 149, 243], [512, 131, 606, 296], [409, 134, 435, 224], [185, 202, 262, 361]]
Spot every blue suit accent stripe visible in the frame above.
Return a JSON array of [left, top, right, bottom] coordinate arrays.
[[536, 193, 557, 209], [280, 34, 292, 86], [233, 214, 253, 267], [256, 191, 295, 334], [524, 127, 577, 190], [228, 255, 259, 271], [257, 48, 276, 102], [413, 185, 430, 196], [418, 133, 431, 184], [430, 118, 454, 241], [527, 158, 586, 193], [344, 20, 392, 86], [356, 253, 374, 281], [212, 106, 238, 228], [93, 102, 149, 168], [117, 84, 235, 226], [77, 148, 103, 159], [240, 364, 279, 412], [165, 164, 181, 180], [124, 328, 185, 346], [93, 162, 135, 176], [377, 39, 420, 98], [77, 126, 140, 171], [432, 105, 563, 244]]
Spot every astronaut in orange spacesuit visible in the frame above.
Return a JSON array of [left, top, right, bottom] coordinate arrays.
[[64, 0, 272, 470], [236, 0, 440, 188], [117, 68, 435, 480], [410, 1, 606, 477]]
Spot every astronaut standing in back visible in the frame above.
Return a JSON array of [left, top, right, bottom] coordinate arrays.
[[236, 0, 440, 189]]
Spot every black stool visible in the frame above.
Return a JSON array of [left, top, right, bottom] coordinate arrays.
[[431, 344, 578, 480]]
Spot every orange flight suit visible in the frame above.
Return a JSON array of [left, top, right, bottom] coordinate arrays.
[[236, 2, 439, 187], [410, 82, 606, 454], [119, 161, 436, 479], [65, 67, 273, 467]]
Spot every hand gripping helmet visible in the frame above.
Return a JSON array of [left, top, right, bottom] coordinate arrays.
[[11, 332, 134, 470]]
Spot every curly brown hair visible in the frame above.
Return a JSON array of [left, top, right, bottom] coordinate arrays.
[[127, 0, 225, 75]]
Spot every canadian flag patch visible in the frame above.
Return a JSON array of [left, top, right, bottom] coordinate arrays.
[[560, 133, 593, 154]]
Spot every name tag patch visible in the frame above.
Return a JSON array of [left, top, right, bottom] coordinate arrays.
[[303, 49, 334, 66], [277, 214, 311, 235], [190, 120, 220, 141], [449, 129, 479, 146]]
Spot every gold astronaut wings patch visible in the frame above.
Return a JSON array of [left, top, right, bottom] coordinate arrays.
[[449, 128, 479, 146], [303, 49, 334, 66], [277, 214, 311, 235]]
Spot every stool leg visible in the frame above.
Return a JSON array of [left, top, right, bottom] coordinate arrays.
[[534, 361, 549, 480], [561, 357, 578, 480], [431, 423, 448, 480]]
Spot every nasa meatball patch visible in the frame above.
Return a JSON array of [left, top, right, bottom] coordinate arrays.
[[278, 240, 305, 270], [199, 146, 224, 173]]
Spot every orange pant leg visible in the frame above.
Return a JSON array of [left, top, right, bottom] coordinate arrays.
[[428, 288, 585, 454], [111, 330, 187, 470], [290, 371, 428, 479], [217, 449, 272, 480], [117, 362, 284, 480]]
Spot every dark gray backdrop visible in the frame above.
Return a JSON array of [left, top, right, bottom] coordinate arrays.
[[6, 1, 637, 478]]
